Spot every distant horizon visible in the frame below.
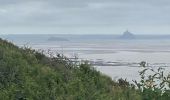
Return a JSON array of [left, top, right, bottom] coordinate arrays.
[[2, 33, 170, 36]]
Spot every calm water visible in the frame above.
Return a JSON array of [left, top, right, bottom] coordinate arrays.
[[2, 34, 170, 82]]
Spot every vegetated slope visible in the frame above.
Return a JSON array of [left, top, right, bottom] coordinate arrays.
[[2, 38, 167, 100]]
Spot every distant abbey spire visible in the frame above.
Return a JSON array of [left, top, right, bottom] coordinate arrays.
[[120, 30, 135, 39]]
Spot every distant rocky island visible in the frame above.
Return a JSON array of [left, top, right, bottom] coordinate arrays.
[[48, 37, 69, 41], [120, 30, 135, 39]]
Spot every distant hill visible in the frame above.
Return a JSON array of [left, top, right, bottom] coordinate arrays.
[[47, 37, 69, 41], [120, 30, 135, 39]]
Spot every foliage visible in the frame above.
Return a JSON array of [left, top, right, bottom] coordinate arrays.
[[133, 62, 170, 100]]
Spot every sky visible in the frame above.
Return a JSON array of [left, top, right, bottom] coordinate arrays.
[[0, 0, 170, 34]]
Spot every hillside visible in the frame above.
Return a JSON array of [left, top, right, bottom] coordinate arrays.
[[0, 38, 170, 100]]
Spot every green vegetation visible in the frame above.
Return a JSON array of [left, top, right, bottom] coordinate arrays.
[[0, 38, 170, 100]]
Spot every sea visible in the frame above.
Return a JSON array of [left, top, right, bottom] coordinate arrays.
[[1, 34, 170, 82]]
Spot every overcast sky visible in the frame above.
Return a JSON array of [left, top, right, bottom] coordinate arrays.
[[0, 0, 170, 34]]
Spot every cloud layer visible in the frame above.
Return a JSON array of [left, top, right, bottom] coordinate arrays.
[[0, 0, 170, 34]]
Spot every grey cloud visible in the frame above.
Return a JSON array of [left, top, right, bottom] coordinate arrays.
[[0, 0, 170, 34]]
